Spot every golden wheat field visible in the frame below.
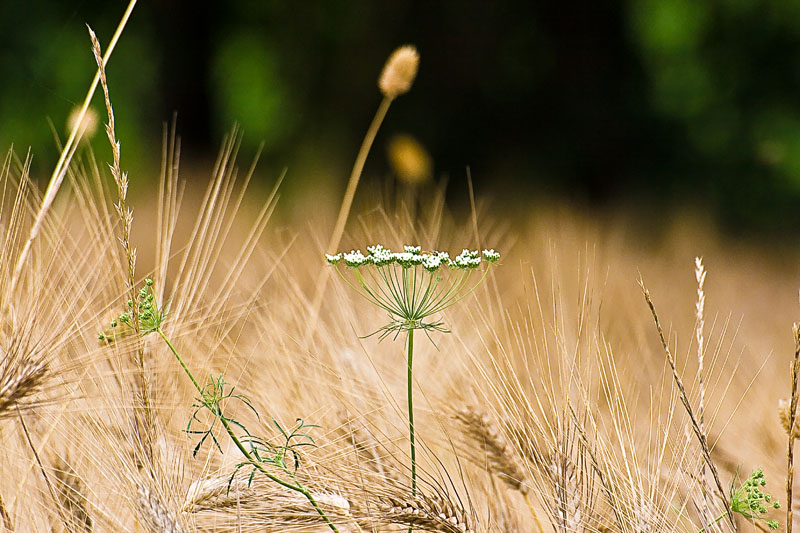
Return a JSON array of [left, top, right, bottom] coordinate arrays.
[[2, 7, 800, 533]]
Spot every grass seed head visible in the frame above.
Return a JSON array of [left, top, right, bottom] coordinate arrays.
[[379, 45, 419, 99]]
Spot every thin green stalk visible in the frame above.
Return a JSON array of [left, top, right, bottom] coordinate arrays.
[[407, 327, 416, 533], [157, 328, 339, 532], [158, 330, 201, 392], [407, 328, 416, 496], [697, 511, 728, 533]]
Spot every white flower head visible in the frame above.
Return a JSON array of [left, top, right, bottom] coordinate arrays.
[[343, 250, 368, 267], [403, 245, 421, 253], [482, 249, 500, 263], [454, 249, 481, 269], [368, 244, 394, 266], [325, 253, 343, 265], [393, 252, 416, 268], [422, 254, 443, 272], [367, 244, 387, 255]]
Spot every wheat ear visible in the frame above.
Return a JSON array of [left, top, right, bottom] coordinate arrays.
[[137, 485, 184, 533], [0, 355, 46, 417], [182, 474, 252, 512], [455, 406, 530, 494], [52, 457, 92, 532], [380, 493, 474, 533]]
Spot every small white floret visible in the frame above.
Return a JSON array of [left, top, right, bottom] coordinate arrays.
[[343, 250, 368, 267]]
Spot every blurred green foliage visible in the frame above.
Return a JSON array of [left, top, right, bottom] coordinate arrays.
[[2, 1, 800, 235]]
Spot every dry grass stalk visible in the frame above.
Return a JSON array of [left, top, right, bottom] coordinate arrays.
[[640, 279, 735, 530], [380, 493, 474, 533], [487, 491, 522, 533], [566, 406, 626, 533], [310, 45, 420, 328], [631, 499, 658, 533], [7, 0, 137, 300], [137, 485, 184, 533], [52, 457, 93, 532], [17, 408, 72, 531], [341, 414, 395, 481], [454, 406, 529, 494], [184, 476, 354, 530], [695, 257, 710, 526], [787, 323, 800, 533], [779, 398, 800, 439], [695, 257, 707, 432], [89, 24, 155, 463]]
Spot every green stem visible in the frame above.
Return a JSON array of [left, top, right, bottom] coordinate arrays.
[[697, 511, 728, 533], [407, 328, 416, 496], [157, 329, 338, 532], [158, 330, 202, 392], [407, 327, 416, 533]]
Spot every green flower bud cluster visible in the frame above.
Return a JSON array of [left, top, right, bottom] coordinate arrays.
[[97, 278, 166, 341], [730, 468, 780, 530]]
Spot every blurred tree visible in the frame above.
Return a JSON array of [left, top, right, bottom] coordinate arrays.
[[1, 0, 800, 235]]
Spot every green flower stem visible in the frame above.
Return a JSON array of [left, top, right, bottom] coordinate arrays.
[[697, 511, 727, 533], [157, 329, 339, 532], [407, 328, 416, 497], [157, 330, 202, 392]]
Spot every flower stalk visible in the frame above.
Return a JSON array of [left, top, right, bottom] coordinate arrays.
[[327, 245, 499, 502], [102, 279, 339, 532]]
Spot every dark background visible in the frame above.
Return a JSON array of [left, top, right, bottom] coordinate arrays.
[[3, 1, 800, 236]]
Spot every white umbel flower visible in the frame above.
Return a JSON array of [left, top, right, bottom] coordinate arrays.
[[343, 250, 368, 267], [482, 249, 500, 263], [325, 253, 343, 265]]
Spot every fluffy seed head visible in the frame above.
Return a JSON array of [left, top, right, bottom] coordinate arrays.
[[379, 45, 419, 98]]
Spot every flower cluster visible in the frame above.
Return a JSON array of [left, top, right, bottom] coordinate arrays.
[[326, 244, 499, 339], [97, 278, 166, 341], [326, 245, 500, 272], [730, 468, 780, 530]]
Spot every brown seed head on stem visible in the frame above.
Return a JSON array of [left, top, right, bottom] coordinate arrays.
[[378, 45, 419, 99]]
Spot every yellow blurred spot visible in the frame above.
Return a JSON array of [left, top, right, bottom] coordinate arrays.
[[67, 105, 99, 142], [387, 134, 432, 185]]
